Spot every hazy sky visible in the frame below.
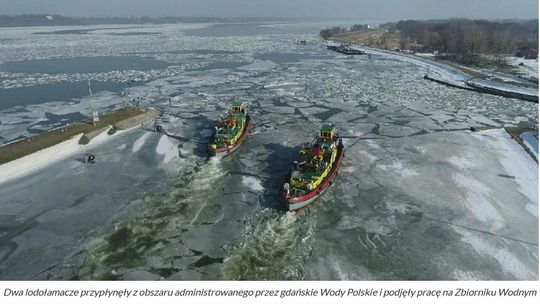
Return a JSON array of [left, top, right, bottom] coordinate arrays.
[[0, 0, 538, 20]]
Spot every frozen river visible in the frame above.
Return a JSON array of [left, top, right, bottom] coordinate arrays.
[[0, 22, 537, 280]]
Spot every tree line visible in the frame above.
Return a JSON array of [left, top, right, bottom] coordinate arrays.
[[319, 26, 349, 39], [395, 19, 538, 63], [320, 19, 538, 64], [319, 24, 373, 39]]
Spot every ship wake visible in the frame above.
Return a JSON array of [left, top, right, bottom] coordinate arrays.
[[222, 208, 315, 280], [76, 157, 225, 279]]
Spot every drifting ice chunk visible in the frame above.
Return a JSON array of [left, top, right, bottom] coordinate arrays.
[[122, 270, 162, 280], [468, 114, 501, 127], [237, 60, 277, 71], [155, 135, 178, 164], [430, 113, 454, 123], [242, 176, 264, 192], [296, 107, 328, 116], [265, 106, 296, 114], [132, 132, 151, 153], [378, 124, 421, 137]]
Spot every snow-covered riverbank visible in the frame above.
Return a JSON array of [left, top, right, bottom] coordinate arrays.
[[346, 44, 538, 102], [0, 124, 147, 184]]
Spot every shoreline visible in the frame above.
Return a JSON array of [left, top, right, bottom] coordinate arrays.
[[326, 38, 539, 103], [0, 106, 160, 184]]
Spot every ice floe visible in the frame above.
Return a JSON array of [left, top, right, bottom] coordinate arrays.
[[132, 132, 151, 153], [155, 134, 179, 165], [241, 176, 264, 192]]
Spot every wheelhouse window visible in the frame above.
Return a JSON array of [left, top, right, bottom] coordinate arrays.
[[321, 131, 332, 138]]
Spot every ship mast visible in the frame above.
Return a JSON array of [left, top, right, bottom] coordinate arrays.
[[88, 80, 99, 126]]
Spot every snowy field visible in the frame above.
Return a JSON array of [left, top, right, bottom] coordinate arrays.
[[0, 22, 537, 280], [506, 56, 539, 81]]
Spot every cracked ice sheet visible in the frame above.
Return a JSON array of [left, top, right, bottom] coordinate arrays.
[[0, 92, 125, 144], [304, 129, 537, 279], [296, 106, 329, 116], [1, 22, 539, 280], [468, 114, 501, 127], [324, 111, 367, 122], [342, 123, 378, 137], [237, 60, 277, 71], [0, 128, 186, 279], [377, 123, 422, 137], [406, 116, 451, 131]]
